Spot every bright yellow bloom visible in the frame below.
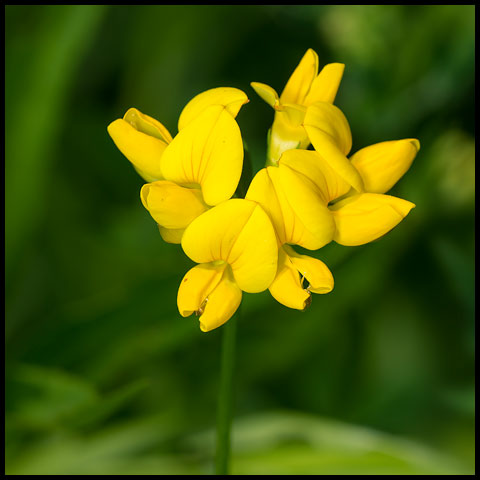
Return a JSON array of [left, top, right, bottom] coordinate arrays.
[[331, 138, 419, 245], [246, 166, 335, 310], [107, 107, 173, 182], [279, 136, 419, 247], [107, 50, 420, 334], [108, 87, 247, 182], [178, 199, 278, 332], [108, 88, 249, 243], [250, 48, 344, 166], [267, 245, 333, 311], [245, 131, 418, 309], [246, 165, 335, 250]]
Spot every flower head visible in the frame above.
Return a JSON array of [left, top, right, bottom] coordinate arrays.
[[107, 49, 420, 330], [246, 165, 335, 310], [251, 48, 344, 165], [330, 138, 420, 245], [108, 88, 249, 243], [245, 128, 419, 309], [279, 136, 419, 247], [178, 198, 278, 331]]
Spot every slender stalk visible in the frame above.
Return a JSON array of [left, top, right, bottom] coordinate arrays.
[[215, 307, 239, 475]]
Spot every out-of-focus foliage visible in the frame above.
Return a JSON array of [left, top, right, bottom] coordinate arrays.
[[5, 5, 474, 475]]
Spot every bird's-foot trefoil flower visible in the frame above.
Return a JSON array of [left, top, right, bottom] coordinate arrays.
[[251, 48, 344, 166], [178, 198, 278, 332], [107, 47, 420, 329], [108, 87, 248, 181], [268, 245, 334, 311], [141, 103, 245, 243], [331, 137, 420, 245], [107, 107, 173, 182], [246, 165, 335, 310], [278, 137, 419, 246], [108, 88, 249, 243]]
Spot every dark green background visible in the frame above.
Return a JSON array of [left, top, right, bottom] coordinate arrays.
[[5, 5, 475, 475]]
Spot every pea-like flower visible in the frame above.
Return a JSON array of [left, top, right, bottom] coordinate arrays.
[[107, 50, 419, 331], [108, 88, 249, 243], [331, 138, 420, 245], [141, 104, 245, 243], [177, 199, 278, 332], [246, 165, 335, 310], [108, 107, 173, 182], [246, 126, 418, 309], [278, 136, 419, 247], [250, 48, 344, 166]]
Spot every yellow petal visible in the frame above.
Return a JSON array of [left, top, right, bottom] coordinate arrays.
[[284, 245, 334, 294], [198, 266, 242, 332], [246, 168, 286, 244], [304, 63, 345, 105], [158, 226, 184, 244], [161, 105, 243, 206], [350, 139, 420, 194], [277, 165, 336, 249], [178, 87, 249, 131], [250, 82, 279, 108], [247, 166, 336, 250], [123, 108, 173, 143], [177, 262, 226, 317], [303, 102, 351, 154], [140, 181, 208, 229], [181, 199, 278, 293], [331, 193, 415, 246], [280, 48, 319, 105], [227, 201, 279, 293], [279, 149, 351, 204], [268, 246, 310, 310], [303, 102, 364, 192], [107, 118, 168, 182]]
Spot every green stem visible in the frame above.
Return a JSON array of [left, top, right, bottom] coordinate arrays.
[[215, 307, 239, 475]]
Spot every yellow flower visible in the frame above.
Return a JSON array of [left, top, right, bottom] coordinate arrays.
[[331, 138, 420, 246], [178, 199, 278, 332], [245, 131, 418, 308], [108, 88, 249, 243], [107, 51, 420, 336], [279, 136, 419, 247], [108, 87, 247, 182], [268, 245, 334, 311], [250, 48, 344, 166], [107, 107, 173, 182], [246, 165, 335, 310]]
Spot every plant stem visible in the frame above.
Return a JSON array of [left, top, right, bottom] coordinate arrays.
[[215, 307, 239, 475]]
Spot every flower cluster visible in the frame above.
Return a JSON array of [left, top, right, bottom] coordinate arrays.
[[108, 49, 419, 332]]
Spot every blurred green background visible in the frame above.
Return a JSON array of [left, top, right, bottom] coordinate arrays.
[[5, 5, 475, 475]]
